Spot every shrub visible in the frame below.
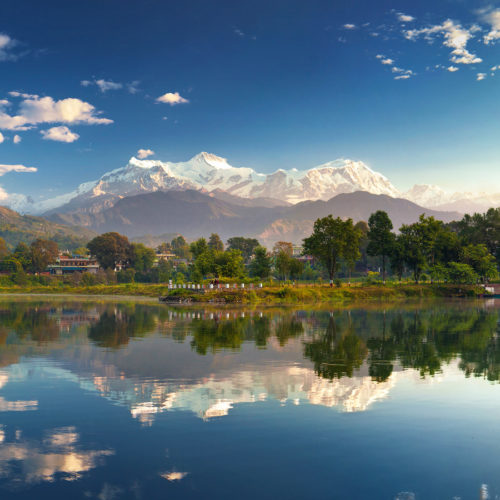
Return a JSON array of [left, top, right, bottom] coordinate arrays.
[[447, 262, 478, 284]]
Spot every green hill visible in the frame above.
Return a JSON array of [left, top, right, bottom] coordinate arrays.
[[0, 206, 96, 250]]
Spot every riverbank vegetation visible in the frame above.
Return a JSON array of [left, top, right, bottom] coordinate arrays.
[[0, 207, 498, 302]]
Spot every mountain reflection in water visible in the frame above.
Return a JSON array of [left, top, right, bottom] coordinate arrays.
[[1, 299, 500, 499], [0, 300, 498, 423]]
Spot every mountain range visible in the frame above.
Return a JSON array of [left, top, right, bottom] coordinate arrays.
[[45, 189, 461, 247], [3, 152, 496, 246]]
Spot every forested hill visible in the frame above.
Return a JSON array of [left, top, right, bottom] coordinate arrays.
[[0, 206, 96, 250]]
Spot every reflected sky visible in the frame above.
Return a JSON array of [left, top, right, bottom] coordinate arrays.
[[0, 298, 500, 499]]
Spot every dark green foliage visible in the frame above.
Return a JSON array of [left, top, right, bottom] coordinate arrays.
[[249, 246, 272, 278], [302, 215, 361, 281], [208, 233, 224, 251], [88, 232, 131, 270], [227, 237, 260, 262], [367, 210, 394, 281]]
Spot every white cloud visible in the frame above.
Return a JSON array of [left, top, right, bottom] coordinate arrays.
[[447, 65, 459, 72], [95, 79, 123, 92], [137, 148, 154, 159], [480, 8, 500, 44], [40, 126, 80, 143], [0, 33, 21, 62], [0, 133, 4, 143], [82, 79, 140, 94], [13, 134, 21, 144], [397, 13, 415, 23], [156, 92, 189, 105], [0, 164, 37, 174], [404, 20, 482, 65], [127, 81, 140, 94], [81, 79, 122, 92], [0, 100, 9, 108], [0, 95, 112, 131], [477, 72, 487, 81], [394, 74, 411, 80], [8, 91, 38, 99], [343, 24, 356, 30], [381, 58, 393, 65]]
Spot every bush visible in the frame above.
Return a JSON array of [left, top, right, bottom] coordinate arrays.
[[364, 271, 380, 285], [447, 262, 478, 284], [117, 269, 135, 283]]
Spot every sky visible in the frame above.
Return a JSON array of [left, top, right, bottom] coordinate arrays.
[[1, 0, 500, 203]]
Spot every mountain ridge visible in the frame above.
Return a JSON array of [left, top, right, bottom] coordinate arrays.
[[45, 189, 462, 247]]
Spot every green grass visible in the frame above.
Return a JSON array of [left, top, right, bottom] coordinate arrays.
[[0, 281, 483, 304]]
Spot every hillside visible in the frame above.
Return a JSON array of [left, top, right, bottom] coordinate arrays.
[[0, 206, 96, 250], [46, 189, 462, 246]]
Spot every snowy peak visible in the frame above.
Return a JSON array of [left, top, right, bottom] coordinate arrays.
[[17, 152, 497, 216], [191, 152, 233, 170], [19, 153, 406, 214]]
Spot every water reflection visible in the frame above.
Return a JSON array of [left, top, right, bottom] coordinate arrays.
[[0, 299, 500, 498], [0, 300, 498, 425], [0, 425, 113, 484]]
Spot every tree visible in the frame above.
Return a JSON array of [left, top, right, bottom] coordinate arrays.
[[272, 241, 293, 256], [156, 242, 172, 254], [367, 211, 395, 282], [208, 233, 224, 251], [390, 235, 405, 281], [30, 239, 59, 273], [189, 238, 208, 260], [399, 223, 426, 282], [461, 244, 498, 282], [87, 232, 131, 270], [227, 237, 260, 262], [0, 237, 8, 259], [302, 215, 361, 284], [216, 249, 245, 278], [171, 235, 190, 259], [129, 243, 156, 273], [13, 242, 32, 271], [275, 250, 292, 280], [74, 246, 89, 257], [447, 262, 478, 284], [249, 246, 272, 278]]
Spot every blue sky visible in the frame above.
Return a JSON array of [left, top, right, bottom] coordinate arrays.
[[1, 0, 500, 202]]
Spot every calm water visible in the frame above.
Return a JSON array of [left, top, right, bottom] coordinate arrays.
[[0, 298, 500, 499]]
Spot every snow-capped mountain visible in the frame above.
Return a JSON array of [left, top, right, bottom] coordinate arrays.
[[403, 184, 500, 213], [10, 151, 500, 216], [20, 152, 402, 215]]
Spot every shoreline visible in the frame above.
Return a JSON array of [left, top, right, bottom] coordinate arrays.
[[0, 283, 488, 304]]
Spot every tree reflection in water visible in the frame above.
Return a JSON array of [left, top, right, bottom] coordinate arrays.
[[0, 301, 499, 383]]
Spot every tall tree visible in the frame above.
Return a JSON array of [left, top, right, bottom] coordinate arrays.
[[189, 238, 208, 259], [367, 211, 395, 282], [87, 232, 131, 270], [30, 239, 59, 273], [249, 246, 272, 278], [227, 237, 260, 262], [208, 233, 224, 251], [13, 242, 32, 271], [129, 243, 156, 273], [170, 235, 190, 259], [302, 215, 361, 285]]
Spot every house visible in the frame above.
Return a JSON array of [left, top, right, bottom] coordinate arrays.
[[48, 255, 99, 275]]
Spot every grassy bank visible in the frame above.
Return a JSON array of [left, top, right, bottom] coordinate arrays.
[[0, 282, 486, 303]]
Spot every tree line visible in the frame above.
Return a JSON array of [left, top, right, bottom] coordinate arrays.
[[0, 207, 499, 285]]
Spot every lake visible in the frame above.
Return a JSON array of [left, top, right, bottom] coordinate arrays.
[[0, 297, 499, 499]]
